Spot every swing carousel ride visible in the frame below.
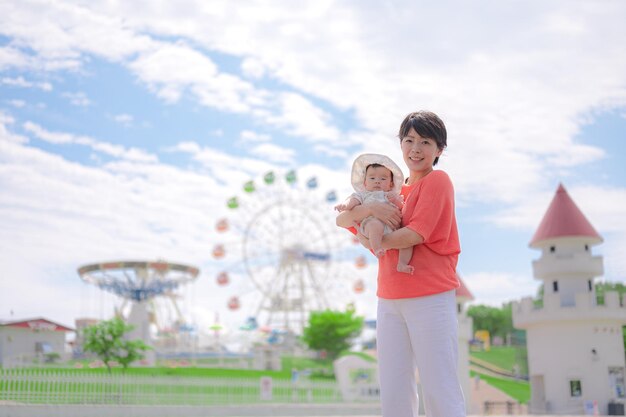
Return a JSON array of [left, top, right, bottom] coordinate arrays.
[[77, 260, 199, 354]]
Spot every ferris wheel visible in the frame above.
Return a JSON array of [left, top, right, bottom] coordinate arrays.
[[212, 170, 369, 333]]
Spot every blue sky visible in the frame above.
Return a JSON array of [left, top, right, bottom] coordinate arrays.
[[1, 1, 626, 338]]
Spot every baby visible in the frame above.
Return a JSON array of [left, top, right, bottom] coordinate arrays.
[[335, 153, 414, 274]]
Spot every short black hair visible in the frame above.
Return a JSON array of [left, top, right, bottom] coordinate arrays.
[[398, 111, 447, 166], [365, 163, 393, 183]]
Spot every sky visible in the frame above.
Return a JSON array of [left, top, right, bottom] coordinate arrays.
[[1, 0, 626, 343]]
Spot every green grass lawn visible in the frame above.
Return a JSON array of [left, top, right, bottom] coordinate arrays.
[[1, 358, 342, 405], [470, 371, 530, 404], [469, 346, 530, 403], [8, 351, 530, 405], [470, 346, 528, 376]]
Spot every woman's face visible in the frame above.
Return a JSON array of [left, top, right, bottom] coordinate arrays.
[[401, 128, 443, 180]]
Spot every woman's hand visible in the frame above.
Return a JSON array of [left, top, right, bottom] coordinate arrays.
[[367, 202, 402, 230], [336, 201, 401, 230]]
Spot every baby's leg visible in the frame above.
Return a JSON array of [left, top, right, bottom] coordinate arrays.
[[363, 219, 386, 258], [397, 247, 414, 274]]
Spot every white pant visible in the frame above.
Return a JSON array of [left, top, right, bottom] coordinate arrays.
[[377, 290, 465, 417]]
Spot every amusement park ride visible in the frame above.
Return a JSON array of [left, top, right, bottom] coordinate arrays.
[[212, 169, 368, 335], [77, 260, 199, 360], [76, 169, 371, 356]]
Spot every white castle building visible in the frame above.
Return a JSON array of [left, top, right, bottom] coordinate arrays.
[[513, 184, 626, 415]]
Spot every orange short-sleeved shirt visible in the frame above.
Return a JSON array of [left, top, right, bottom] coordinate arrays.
[[377, 170, 460, 299]]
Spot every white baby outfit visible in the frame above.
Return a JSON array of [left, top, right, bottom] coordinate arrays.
[[352, 190, 400, 235]]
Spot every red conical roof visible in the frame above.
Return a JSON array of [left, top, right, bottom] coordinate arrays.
[[530, 183, 602, 247]]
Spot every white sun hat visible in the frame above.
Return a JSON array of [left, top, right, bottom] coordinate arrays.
[[351, 153, 404, 193]]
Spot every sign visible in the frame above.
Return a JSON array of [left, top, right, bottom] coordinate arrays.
[[584, 400, 599, 415], [260, 376, 272, 401]]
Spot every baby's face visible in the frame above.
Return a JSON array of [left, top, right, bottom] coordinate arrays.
[[363, 166, 393, 192]]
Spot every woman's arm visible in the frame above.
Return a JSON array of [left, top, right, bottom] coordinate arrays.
[[335, 201, 402, 229], [381, 226, 424, 249]]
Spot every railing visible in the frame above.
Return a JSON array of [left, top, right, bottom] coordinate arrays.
[[483, 400, 525, 415], [0, 368, 343, 405], [470, 357, 529, 381]]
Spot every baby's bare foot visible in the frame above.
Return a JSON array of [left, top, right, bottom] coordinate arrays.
[[397, 263, 414, 275], [374, 248, 386, 258]]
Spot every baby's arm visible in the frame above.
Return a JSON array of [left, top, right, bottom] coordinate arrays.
[[335, 196, 361, 212]]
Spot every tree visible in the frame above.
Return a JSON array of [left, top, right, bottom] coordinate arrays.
[[302, 308, 364, 359], [83, 317, 151, 372], [467, 303, 515, 341], [595, 281, 626, 304]]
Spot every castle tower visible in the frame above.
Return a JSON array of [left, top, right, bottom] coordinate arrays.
[[513, 184, 626, 415]]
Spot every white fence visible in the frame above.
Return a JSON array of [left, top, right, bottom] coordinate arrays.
[[0, 368, 346, 406]]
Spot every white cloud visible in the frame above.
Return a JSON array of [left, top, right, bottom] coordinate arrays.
[[313, 144, 349, 158], [84, 0, 620, 207], [0, 0, 154, 65], [128, 42, 342, 142], [1, 3, 346, 145], [239, 130, 271, 144], [8, 99, 26, 108], [491, 184, 626, 235], [170, 141, 201, 154], [0, 46, 34, 70], [1, 76, 52, 91], [170, 140, 278, 187], [0, 111, 28, 144], [464, 271, 539, 307], [250, 143, 295, 164], [113, 113, 134, 127], [240, 57, 266, 79], [258, 92, 340, 141], [23, 121, 158, 163], [129, 42, 222, 103], [62, 91, 91, 107], [546, 144, 606, 167]]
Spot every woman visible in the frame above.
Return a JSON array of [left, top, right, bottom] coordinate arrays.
[[336, 111, 464, 417]]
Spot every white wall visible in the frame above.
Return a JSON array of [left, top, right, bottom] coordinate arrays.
[[0, 327, 67, 366], [526, 320, 626, 415]]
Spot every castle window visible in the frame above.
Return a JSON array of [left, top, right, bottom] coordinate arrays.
[[585, 244, 589, 251], [550, 246, 556, 253], [553, 281, 559, 292], [609, 367, 626, 399], [588, 280, 592, 292], [570, 379, 582, 397], [457, 303, 462, 314]]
